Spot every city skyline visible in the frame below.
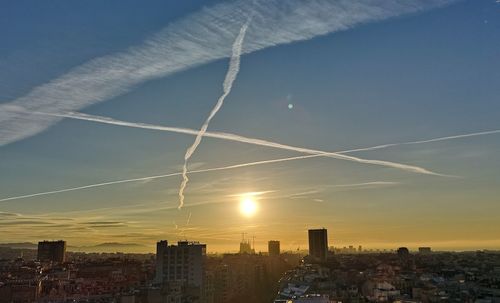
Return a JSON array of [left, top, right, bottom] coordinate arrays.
[[2, 230, 498, 302], [1, 0, 500, 253], [0, 227, 446, 256]]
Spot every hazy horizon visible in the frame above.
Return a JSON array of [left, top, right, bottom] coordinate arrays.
[[3, 239, 500, 254]]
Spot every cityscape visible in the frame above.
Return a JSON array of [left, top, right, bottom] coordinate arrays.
[[1, 0, 500, 302], [1, 230, 500, 302]]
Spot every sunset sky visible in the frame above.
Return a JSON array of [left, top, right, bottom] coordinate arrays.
[[1, 0, 499, 253]]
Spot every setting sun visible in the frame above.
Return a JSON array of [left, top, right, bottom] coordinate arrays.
[[239, 197, 258, 217]]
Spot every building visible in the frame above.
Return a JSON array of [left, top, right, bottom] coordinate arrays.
[[37, 240, 66, 263], [362, 280, 400, 301], [0, 279, 42, 303], [268, 241, 280, 257], [308, 229, 328, 262], [418, 247, 432, 254], [239, 241, 253, 254], [397, 247, 410, 258], [239, 240, 254, 254], [155, 240, 168, 284], [155, 240, 206, 288]]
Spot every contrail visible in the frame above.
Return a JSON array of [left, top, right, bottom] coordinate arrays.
[[26, 110, 440, 176], [0, 0, 456, 147], [50, 111, 498, 173], [179, 20, 250, 209], [181, 212, 192, 238], [4, 127, 499, 203], [344, 129, 500, 152], [0, 155, 315, 203]]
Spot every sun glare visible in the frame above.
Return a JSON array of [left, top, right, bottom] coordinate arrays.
[[239, 197, 258, 217]]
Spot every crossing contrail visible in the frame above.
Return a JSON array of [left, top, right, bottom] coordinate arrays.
[[27, 110, 440, 176], [4, 127, 499, 204], [179, 20, 250, 209], [24, 108, 443, 175], [47, 111, 497, 174], [0, 0, 456, 147]]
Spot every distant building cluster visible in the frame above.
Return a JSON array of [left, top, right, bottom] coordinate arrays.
[[0, 230, 499, 302], [0, 236, 298, 302], [0, 241, 152, 303], [272, 229, 500, 302], [151, 238, 298, 303], [274, 249, 500, 302]]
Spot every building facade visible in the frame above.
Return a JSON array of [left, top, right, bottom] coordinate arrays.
[[308, 229, 328, 262], [418, 247, 432, 254], [155, 241, 206, 288], [268, 240, 280, 257], [37, 240, 66, 263]]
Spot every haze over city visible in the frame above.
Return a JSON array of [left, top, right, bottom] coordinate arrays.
[[1, 0, 500, 254]]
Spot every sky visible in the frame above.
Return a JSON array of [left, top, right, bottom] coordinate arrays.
[[0, 0, 499, 253]]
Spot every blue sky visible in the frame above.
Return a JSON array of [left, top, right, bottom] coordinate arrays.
[[0, 0, 499, 252]]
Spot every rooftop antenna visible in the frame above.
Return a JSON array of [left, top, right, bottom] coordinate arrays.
[[252, 235, 255, 251]]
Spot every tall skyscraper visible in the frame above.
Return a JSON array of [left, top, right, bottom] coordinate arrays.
[[268, 240, 280, 256], [155, 240, 207, 288], [155, 240, 168, 284], [37, 240, 66, 263], [308, 229, 328, 262]]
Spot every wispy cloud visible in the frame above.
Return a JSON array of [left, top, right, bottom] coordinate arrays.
[[0, 212, 139, 245], [178, 212, 193, 238], [287, 181, 399, 199], [83, 221, 127, 227], [0, 211, 20, 217], [0, 220, 55, 226], [0, 0, 453, 146], [332, 181, 400, 188], [179, 20, 251, 209], [287, 190, 322, 199], [227, 191, 277, 198]]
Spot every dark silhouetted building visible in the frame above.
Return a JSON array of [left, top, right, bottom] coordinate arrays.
[[397, 247, 414, 270], [37, 240, 66, 263], [155, 240, 168, 284], [268, 240, 280, 256], [308, 228, 328, 262], [418, 247, 432, 254], [397, 247, 410, 258]]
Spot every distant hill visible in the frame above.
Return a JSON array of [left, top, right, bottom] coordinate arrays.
[[0, 242, 37, 249], [70, 242, 151, 253], [0, 242, 151, 253]]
